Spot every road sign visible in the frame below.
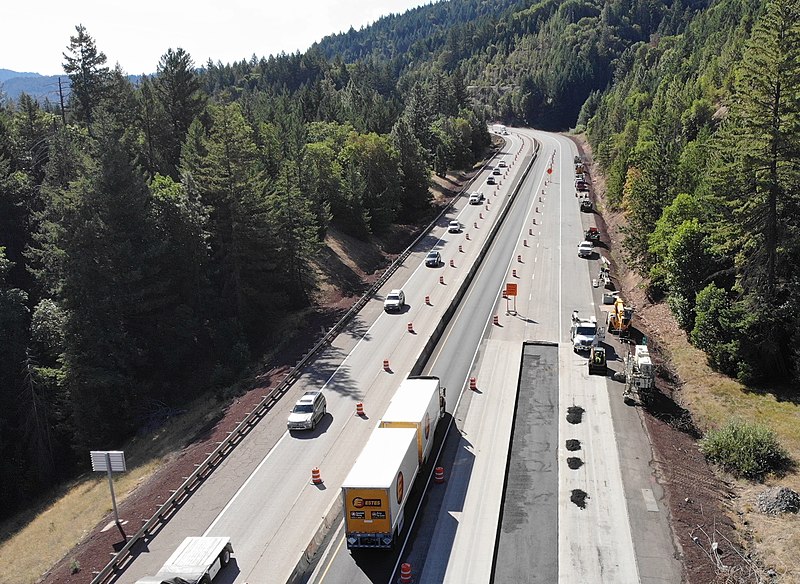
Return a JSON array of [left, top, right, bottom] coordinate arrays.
[[506, 283, 518, 296]]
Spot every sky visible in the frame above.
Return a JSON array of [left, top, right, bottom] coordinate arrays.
[[4, 0, 433, 76]]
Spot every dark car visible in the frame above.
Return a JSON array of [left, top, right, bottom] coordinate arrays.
[[580, 199, 593, 212], [425, 250, 441, 267]]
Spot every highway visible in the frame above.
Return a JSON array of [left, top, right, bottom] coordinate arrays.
[[118, 128, 682, 584], [118, 132, 534, 584]]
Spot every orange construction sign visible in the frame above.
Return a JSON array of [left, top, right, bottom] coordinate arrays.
[[505, 283, 518, 296]]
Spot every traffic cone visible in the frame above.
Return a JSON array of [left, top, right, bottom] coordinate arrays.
[[311, 467, 322, 485], [399, 563, 413, 584]]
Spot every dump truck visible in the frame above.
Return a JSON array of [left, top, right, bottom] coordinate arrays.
[[342, 427, 419, 550], [379, 376, 446, 465], [134, 537, 233, 584], [623, 344, 655, 403]]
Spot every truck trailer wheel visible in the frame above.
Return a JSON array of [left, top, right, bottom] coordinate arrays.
[[220, 547, 231, 566], [199, 576, 212, 584]]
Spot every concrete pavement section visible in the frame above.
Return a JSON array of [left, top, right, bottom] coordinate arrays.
[[492, 341, 559, 584]]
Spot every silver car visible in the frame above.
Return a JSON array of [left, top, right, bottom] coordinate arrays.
[[287, 391, 327, 431]]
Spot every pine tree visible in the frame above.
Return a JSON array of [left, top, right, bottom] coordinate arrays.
[[62, 25, 110, 128]]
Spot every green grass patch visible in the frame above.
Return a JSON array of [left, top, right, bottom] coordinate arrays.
[[699, 418, 790, 480]]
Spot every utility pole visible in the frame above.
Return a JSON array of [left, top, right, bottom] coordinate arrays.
[[58, 77, 66, 125]]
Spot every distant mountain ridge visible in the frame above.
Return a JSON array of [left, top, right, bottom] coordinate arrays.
[[0, 69, 66, 102]]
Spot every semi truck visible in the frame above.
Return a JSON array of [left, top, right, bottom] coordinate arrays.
[[134, 536, 233, 584], [379, 376, 446, 465], [342, 427, 419, 549]]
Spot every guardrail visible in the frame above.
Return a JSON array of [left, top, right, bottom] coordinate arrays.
[[89, 146, 502, 584]]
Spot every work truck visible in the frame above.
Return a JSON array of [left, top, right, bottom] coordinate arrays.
[[134, 536, 233, 584]]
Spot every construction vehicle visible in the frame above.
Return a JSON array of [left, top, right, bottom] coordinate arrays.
[[607, 296, 634, 335], [570, 311, 605, 352], [623, 344, 655, 403], [135, 537, 233, 584], [379, 376, 446, 465], [588, 346, 607, 376]]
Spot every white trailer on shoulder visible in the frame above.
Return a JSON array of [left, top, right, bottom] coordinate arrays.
[[134, 536, 233, 584]]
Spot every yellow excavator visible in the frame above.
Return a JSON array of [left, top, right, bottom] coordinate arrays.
[[607, 296, 634, 334]]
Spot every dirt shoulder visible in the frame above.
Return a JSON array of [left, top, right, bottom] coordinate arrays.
[[571, 133, 796, 583]]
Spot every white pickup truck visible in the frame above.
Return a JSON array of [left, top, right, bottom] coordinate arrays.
[[134, 537, 233, 584]]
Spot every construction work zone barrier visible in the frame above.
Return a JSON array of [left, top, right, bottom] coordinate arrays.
[[311, 467, 322, 485], [493, 315, 500, 325], [512, 269, 517, 278], [449, 259, 455, 268], [439, 275, 445, 285], [469, 377, 478, 390], [434, 467, 445, 483], [407, 322, 414, 333], [517, 255, 522, 263], [383, 359, 390, 371], [356, 402, 365, 416], [425, 295, 431, 305], [400, 563, 413, 584]]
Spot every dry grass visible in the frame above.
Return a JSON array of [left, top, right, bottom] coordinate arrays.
[[0, 394, 221, 584]]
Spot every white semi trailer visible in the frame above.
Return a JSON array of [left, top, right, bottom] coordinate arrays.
[[134, 536, 233, 584]]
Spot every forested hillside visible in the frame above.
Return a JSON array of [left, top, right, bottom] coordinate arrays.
[[1, 0, 798, 523], [587, 0, 800, 384]]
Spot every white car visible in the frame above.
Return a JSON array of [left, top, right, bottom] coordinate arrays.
[[577, 241, 594, 258], [448, 220, 462, 233], [383, 289, 405, 312], [287, 391, 327, 431], [498, 160, 507, 168], [469, 192, 484, 205]]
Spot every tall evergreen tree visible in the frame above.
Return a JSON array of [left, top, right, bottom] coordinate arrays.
[[62, 25, 110, 128]]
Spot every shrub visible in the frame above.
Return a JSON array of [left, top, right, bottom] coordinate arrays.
[[699, 419, 789, 480]]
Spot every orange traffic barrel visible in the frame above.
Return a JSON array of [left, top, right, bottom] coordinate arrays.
[[523, 239, 528, 247], [434, 467, 445, 483], [449, 259, 455, 268], [383, 359, 390, 371], [458, 244, 463, 253], [493, 315, 499, 325], [479, 212, 483, 219], [517, 255, 522, 263], [474, 221, 478, 229], [465, 233, 470, 240], [512, 269, 517, 278], [469, 377, 477, 390], [425, 295, 431, 305], [439, 275, 445, 285], [407, 322, 414, 333], [311, 467, 322, 484], [399, 563, 413, 584], [356, 402, 365, 416]]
